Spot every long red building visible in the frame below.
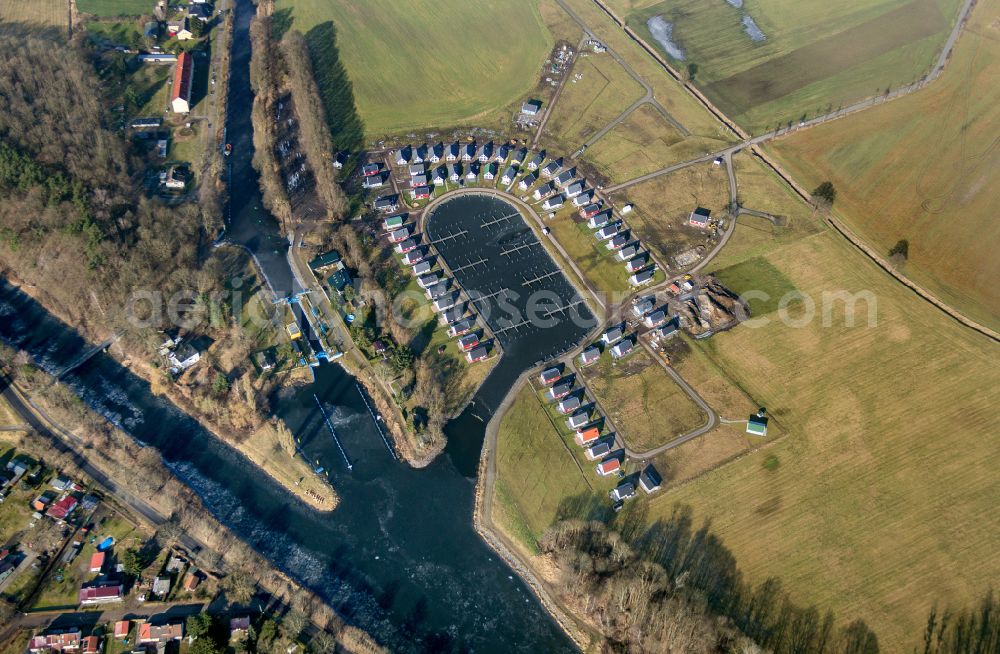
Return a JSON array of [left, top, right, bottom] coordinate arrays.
[[170, 51, 194, 113]]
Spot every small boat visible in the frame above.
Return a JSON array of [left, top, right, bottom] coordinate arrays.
[[224, 143, 232, 156]]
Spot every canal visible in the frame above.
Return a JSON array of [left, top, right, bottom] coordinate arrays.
[[0, 0, 595, 651]]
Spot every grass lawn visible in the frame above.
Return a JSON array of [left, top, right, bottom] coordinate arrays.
[[768, 0, 1000, 331], [168, 123, 204, 165], [615, 0, 963, 132], [557, 0, 736, 141], [0, 0, 64, 30], [0, 630, 31, 654], [279, 0, 553, 138], [0, 397, 26, 432], [646, 223, 1000, 648], [493, 384, 608, 550], [85, 20, 142, 46], [131, 64, 171, 118], [77, 0, 152, 16], [32, 513, 141, 611], [579, 346, 706, 451], [543, 51, 645, 153], [0, 443, 34, 544], [712, 256, 799, 318], [546, 208, 640, 295], [579, 103, 717, 184], [706, 152, 824, 271], [610, 161, 729, 268]]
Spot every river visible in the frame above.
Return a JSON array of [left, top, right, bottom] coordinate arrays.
[[0, 0, 594, 650]]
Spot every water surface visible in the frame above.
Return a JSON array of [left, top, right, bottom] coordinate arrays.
[[647, 15, 686, 61]]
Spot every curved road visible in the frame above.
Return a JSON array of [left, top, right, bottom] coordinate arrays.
[[624, 340, 717, 459], [420, 187, 609, 314], [552, 0, 688, 161]]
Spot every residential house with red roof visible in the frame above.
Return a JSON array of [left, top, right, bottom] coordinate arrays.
[[29, 631, 82, 654], [46, 495, 78, 522], [78, 582, 123, 605], [170, 52, 194, 113]]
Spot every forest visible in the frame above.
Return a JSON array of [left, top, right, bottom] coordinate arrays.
[[0, 34, 219, 339], [541, 513, 879, 653]]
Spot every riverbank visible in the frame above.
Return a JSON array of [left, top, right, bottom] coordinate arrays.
[[0, 365, 383, 653], [5, 276, 337, 512], [474, 367, 600, 651]]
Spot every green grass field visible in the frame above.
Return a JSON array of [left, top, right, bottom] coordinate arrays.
[[768, 0, 1000, 331], [496, 125, 1000, 645], [559, 0, 737, 141], [646, 340, 764, 485], [610, 161, 730, 267], [547, 204, 664, 295], [77, 0, 152, 17], [543, 51, 645, 152], [0, 0, 65, 30], [579, 346, 706, 451], [578, 103, 711, 183], [278, 0, 553, 137], [493, 384, 598, 550], [614, 0, 963, 132], [707, 152, 825, 270]]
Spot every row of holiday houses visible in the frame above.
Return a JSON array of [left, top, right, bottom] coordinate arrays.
[[538, 364, 661, 504], [383, 214, 490, 363]]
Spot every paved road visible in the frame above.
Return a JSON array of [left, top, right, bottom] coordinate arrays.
[[623, 340, 718, 459], [0, 372, 201, 555], [553, 0, 688, 160], [531, 34, 590, 150], [737, 207, 781, 224]]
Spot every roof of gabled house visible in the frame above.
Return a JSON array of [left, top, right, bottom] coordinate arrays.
[[587, 442, 611, 459], [611, 481, 635, 500], [611, 339, 634, 357], [640, 465, 662, 492], [171, 52, 194, 104], [540, 367, 561, 383], [602, 325, 623, 342], [597, 458, 621, 475]]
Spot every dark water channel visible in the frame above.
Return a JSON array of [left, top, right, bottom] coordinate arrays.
[[0, 0, 597, 650]]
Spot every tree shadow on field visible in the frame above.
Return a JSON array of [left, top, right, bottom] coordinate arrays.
[[0, 23, 66, 42], [271, 7, 293, 41], [553, 491, 614, 525], [638, 504, 880, 653], [543, 499, 882, 652], [304, 21, 365, 154]]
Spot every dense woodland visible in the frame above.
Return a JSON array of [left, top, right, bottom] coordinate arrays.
[[281, 29, 348, 221], [0, 34, 219, 340], [542, 516, 884, 653], [0, 32, 287, 448], [249, 2, 293, 230]]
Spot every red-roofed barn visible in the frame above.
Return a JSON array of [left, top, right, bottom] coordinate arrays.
[[171, 52, 194, 113]]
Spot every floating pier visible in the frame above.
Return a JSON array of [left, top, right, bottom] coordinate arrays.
[[314, 394, 352, 471]]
